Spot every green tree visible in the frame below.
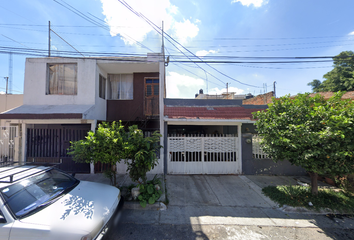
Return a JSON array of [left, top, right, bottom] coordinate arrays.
[[68, 121, 162, 186], [68, 121, 127, 186], [308, 51, 354, 92], [307, 79, 323, 92], [253, 92, 354, 195], [124, 125, 162, 184]]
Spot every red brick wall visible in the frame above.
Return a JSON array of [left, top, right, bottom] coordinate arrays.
[[243, 91, 274, 105]]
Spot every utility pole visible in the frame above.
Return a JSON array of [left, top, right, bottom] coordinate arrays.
[[4, 77, 8, 111], [8, 53, 12, 94], [161, 21, 166, 98], [4, 77, 8, 94], [48, 21, 51, 57], [273, 81, 276, 98]]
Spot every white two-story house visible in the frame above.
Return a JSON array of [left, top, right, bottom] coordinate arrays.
[[0, 54, 165, 174]]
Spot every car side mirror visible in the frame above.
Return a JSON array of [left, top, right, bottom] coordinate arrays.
[[0, 211, 7, 223], [71, 172, 76, 177]]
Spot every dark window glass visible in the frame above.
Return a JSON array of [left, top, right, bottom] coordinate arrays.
[[153, 79, 159, 83], [146, 85, 152, 96], [146, 79, 153, 83], [153, 85, 159, 95], [99, 75, 106, 99]]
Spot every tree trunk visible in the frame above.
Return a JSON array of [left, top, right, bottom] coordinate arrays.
[[309, 172, 318, 195], [111, 164, 117, 186]]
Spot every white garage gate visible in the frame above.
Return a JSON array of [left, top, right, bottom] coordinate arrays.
[[167, 134, 241, 174]]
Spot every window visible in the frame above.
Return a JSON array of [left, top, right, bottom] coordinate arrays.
[[99, 75, 106, 99], [145, 78, 159, 97], [47, 63, 77, 95], [107, 74, 133, 100]]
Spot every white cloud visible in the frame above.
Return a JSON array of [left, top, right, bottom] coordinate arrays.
[[101, 0, 199, 45], [173, 19, 199, 44], [231, 0, 268, 8], [166, 72, 205, 98], [196, 49, 217, 57], [208, 87, 245, 95], [349, 31, 354, 35]]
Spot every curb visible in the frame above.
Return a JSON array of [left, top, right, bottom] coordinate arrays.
[[279, 205, 347, 215], [123, 201, 167, 211]]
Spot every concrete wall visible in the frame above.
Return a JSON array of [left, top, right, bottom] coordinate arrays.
[[0, 94, 23, 113], [241, 123, 307, 176], [24, 58, 96, 106]]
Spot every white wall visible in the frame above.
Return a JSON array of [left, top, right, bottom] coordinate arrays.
[[93, 65, 108, 121], [24, 58, 96, 106]]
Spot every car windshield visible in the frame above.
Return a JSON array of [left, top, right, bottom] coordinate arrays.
[[0, 169, 79, 218]]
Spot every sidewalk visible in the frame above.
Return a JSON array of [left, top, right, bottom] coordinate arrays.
[[76, 173, 340, 214]]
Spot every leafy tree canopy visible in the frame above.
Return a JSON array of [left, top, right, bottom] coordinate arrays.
[[253, 92, 354, 195], [68, 121, 162, 185], [308, 51, 354, 92], [68, 121, 127, 185]]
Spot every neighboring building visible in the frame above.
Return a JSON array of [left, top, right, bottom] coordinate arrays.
[[0, 54, 165, 174], [0, 94, 23, 113], [243, 91, 274, 105], [195, 89, 249, 100], [163, 98, 305, 175], [242, 91, 354, 106], [307, 91, 354, 100]]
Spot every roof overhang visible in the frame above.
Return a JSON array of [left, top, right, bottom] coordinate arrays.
[[0, 105, 94, 120], [165, 117, 255, 125]]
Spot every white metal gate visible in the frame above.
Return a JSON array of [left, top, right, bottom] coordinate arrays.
[[168, 134, 240, 174], [0, 126, 19, 163]]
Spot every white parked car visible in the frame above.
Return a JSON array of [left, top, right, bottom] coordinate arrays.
[[0, 163, 123, 240]]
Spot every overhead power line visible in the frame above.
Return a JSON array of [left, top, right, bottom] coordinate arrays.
[[0, 45, 349, 63], [116, 0, 263, 89], [50, 29, 85, 57]]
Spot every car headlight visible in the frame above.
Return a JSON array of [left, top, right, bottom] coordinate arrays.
[[81, 234, 92, 240]]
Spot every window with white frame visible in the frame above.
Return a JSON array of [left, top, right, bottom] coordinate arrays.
[[99, 75, 106, 99], [107, 74, 133, 100], [47, 63, 77, 95]]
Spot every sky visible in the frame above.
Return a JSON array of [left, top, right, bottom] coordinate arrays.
[[0, 0, 354, 98]]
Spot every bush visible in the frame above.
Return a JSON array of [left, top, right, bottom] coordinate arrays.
[[137, 175, 163, 208]]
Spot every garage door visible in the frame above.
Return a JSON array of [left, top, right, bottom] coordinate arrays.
[[168, 134, 240, 174]]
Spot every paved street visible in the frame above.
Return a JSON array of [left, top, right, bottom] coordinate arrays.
[[79, 174, 354, 240]]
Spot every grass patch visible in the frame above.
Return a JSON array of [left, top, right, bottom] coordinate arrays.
[[262, 185, 354, 213]]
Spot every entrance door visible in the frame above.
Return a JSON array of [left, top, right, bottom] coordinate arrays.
[[144, 78, 159, 117]]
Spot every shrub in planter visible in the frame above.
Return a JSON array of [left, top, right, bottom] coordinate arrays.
[[137, 175, 163, 208]]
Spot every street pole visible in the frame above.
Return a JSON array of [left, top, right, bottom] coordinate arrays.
[[48, 21, 51, 57], [4, 77, 8, 94]]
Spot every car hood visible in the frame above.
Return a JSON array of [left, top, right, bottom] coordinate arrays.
[[19, 180, 120, 235]]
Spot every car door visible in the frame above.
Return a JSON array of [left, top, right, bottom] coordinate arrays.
[[9, 220, 51, 240], [0, 208, 13, 240]]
